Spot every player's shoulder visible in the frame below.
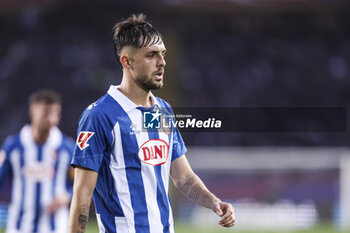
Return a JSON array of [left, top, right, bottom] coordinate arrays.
[[78, 93, 118, 132], [81, 94, 114, 119], [155, 97, 176, 117], [155, 96, 173, 109], [1, 133, 21, 153]]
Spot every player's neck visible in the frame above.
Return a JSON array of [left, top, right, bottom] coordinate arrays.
[[119, 79, 153, 108], [31, 125, 50, 144]]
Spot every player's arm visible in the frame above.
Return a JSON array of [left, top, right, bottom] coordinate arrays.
[[0, 149, 11, 188], [68, 166, 98, 233], [170, 155, 235, 227]]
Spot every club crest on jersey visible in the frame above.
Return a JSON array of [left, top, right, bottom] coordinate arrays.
[[130, 123, 141, 135], [77, 131, 94, 150], [138, 139, 169, 166]]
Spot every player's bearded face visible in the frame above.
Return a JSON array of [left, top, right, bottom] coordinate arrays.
[[130, 41, 166, 91], [135, 72, 163, 91]]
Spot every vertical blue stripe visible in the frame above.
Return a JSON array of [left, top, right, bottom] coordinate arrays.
[[94, 152, 124, 217], [93, 198, 117, 233], [33, 145, 43, 233], [147, 129, 171, 233], [117, 107, 150, 233], [92, 150, 124, 233], [16, 142, 25, 230]]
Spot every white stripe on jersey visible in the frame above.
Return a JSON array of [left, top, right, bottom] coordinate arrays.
[[154, 97, 175, 233], [54, 150, 70, 232], [39, 143, 54, 233], [128, 109, 164, 233], [96, 214, 106, 233], [21, 134, 37, 233], [54, 208, 69, 233], [115, 216, 129, 233], [158, 130, 175, 233], [55, 150, 70, 195], [110, 122, 135, 233], [168, 198, 175, 233], [158, 130, 172, 194]]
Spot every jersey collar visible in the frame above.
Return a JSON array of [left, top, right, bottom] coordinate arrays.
[[107, 85, 160, 113], [20, 124, 62, 148]]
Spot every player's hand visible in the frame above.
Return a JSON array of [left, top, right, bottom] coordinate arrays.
[[47, 192, 70, 214], [212, 201, 235, 227]]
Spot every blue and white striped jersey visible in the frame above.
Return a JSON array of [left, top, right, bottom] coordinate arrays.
[[72, 85, 187, 233], [0, 125, 74, 233]]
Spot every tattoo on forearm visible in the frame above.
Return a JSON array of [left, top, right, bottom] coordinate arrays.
[[77, 205, 89, 233], [180, 177, 196, 194], [189, 184, 202, 201], [78, 214, 88, 230], [180, 177, 203, 202]]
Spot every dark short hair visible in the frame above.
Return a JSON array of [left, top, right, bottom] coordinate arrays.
[[29, 89, 61, 106], [112, 13, 163, 67]]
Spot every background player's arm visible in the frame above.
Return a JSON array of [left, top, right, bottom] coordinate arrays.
[[47, 191, 71, 214], [170, 155, 235, 227], [68, 166, 98, 233], [0, 150, 11, 188]]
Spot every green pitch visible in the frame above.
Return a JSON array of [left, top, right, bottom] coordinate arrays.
[[0, 221, 342, 233], [69, 221, 343, 233], [173, 222, 340, 233]]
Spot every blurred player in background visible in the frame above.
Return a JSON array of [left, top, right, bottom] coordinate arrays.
[[0, 89, 74, 233], [68, 14, 235, 233]]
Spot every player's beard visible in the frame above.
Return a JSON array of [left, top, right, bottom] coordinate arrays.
[[135, 74, 163, 91], [37, 120, 52, 133]]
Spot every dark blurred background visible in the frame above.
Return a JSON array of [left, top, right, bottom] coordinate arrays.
[[1, 0, 350, 147]]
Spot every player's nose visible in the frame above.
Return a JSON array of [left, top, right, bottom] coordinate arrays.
[[158, 54, 166, 67]]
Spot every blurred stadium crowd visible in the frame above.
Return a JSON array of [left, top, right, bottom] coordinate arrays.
[[0, 0, 350, 146], [1, 1, 350, 230]]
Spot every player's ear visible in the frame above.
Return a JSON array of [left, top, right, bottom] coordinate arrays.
[[51, 104, 62, 126], [28, 105, 34, 120], [120, 55, 132, 70]]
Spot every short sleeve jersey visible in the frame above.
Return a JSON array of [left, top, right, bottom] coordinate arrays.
[[71, 85, 187, 233], [0, 125, 74, 233]]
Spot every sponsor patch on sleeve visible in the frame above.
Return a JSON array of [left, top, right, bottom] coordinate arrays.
[[76, 131, 95, 150]]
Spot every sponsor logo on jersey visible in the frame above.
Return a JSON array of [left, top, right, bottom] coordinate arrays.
[[77, 131, 94, 150], [23, 162, 54, 181], [138, 139, 169, 166], [0, 150, 6, 166]]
